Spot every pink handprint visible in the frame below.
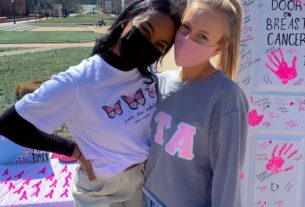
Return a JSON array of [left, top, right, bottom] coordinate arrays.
[[266, 143, 297, 174], [265, 48, 298, 85], [248, 109, 264, 126]]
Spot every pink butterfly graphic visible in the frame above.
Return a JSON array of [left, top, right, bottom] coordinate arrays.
[[102, 100, 123, 119], [145, 85, 157, 98], [121, 89, 146, 110]]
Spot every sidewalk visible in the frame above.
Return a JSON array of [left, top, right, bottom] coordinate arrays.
[[0, 42, 95, 48], [30, 25, 110, 33], [0, 47, 80, 57], [0, 42, 96, 57], [0, 24, 37, 31], [0, 18, 39, 27]]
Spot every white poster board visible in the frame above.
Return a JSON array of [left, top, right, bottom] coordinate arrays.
[[239, 0, 305, 206]]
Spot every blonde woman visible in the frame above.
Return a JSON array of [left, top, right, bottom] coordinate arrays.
[[143, 0, 248, 206]]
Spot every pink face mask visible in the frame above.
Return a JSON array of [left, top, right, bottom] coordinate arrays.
[[174, 31, 218, 67]]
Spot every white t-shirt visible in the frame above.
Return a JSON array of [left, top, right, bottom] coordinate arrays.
[[15, 55, 157, 177]]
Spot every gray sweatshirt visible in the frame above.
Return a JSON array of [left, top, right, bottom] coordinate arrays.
[[143, 69, 249, 207]]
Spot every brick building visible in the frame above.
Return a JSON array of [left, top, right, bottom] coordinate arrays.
[[0, 0, 27, 16], [0, 0, 62, 17], [101, 0, 187, 14]]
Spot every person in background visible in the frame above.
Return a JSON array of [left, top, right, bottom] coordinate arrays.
[[143, 0, 248, 206], [0, 0, 180, 206]]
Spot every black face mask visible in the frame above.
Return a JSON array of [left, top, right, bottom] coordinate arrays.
[[119, 26, 163, 68]]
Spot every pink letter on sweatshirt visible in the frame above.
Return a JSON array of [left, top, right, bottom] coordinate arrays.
[[165, 122, 196, 160], [154, 111, 172, 145]]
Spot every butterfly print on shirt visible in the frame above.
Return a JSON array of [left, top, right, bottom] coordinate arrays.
[[145, 85, 157, 98], [121, 89, 146, 110], [102, 100, 123, 119]]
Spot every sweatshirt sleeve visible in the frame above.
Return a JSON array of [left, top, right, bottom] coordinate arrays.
[[209, 109, 248, 207]]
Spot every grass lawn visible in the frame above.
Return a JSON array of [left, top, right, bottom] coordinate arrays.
[[35, 13, 115, 25], [0, 47, 93, 138], [0, 48, 33, 52], [0, 31, 104, 43], [0, 47, 92, 114]]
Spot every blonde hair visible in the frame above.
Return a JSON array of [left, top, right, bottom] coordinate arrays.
[[186, 0, 243, 80]]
